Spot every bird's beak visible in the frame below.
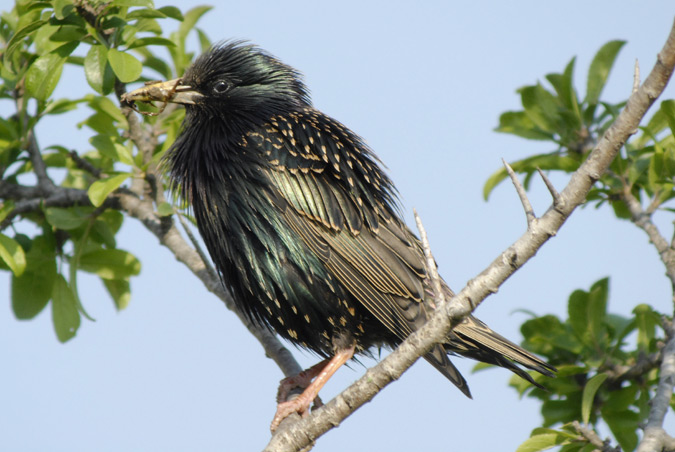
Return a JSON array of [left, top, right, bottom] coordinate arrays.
[[121, 79, 203, 105]]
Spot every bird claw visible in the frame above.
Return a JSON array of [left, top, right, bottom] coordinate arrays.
[[270, 393, 321, 432]]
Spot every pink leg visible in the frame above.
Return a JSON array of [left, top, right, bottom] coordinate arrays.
[[271, 344, 356, 432], [276, 358, 331, 404]]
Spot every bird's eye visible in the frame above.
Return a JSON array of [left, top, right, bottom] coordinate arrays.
[[212, 81, 230, 94]]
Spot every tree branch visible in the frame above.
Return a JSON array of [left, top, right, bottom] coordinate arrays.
[[571, 421, 620, 452], [414, 209, 445, 307], [264, 17, 675, 452], [637, 319, 675, 452], [503, 159, 536, 227]]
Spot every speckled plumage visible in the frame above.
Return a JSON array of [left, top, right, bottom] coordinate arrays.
[[148, 42, 555, 401]]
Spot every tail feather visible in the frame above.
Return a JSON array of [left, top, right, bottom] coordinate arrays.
[[446, 315, 556, 388], [424, 344, 472, 398], [424, 314, 556, 393]]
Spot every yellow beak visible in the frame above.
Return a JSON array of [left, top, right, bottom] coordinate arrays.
[[121, 79, 203, 105]]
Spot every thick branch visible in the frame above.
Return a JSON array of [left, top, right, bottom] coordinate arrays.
[[637, 321, 675, 452], [621, 187, 675, 288], [265, 18, 675, 452]]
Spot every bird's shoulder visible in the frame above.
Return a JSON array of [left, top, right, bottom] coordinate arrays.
[[242, 107, 398, 235]]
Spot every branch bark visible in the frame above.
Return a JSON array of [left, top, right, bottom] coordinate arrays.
[[264, 17, 675, 452]]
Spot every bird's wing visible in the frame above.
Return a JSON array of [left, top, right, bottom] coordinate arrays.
[[246, 110, 434, 339]]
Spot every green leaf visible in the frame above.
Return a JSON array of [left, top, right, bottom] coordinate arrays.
[[636, 109, 668, 147], [85, 94, 127, 125], [602, 409, 639, 452], [568, 278, 608, 347], [126, 8, 167, 20], [633, 304, 660, 350], [156, 202, 174, 216], [195, 28, 211, 51], [11, 235, 57, 319], [516, 432, 573, 452], [520, 84, 560, 133], [178, 5, 212, 42], [170, 5, 212, 73], [43, 98, 82, 116], [53, 0, 75, 20], [87, 173, 131, 207], [0, 201, 16, 223], [49, 25, 86, 43], [661, 99, 675, 136], [496, 111, 556, 141], [542, 398, 580, 426], [98, 209, 125, 234], [44, 207, 91, 230], [78, 248, 141, 279], [25, 42, 78, 100], [80, 112, 118, 135], [103, 278, 131, 310], [0, 233, 27, 276], [84, 45, 115, 95], [107, 48, 143, 83], [90, 135, 134, 165], [125, 36, 176, 50], [4, 18, 48, 63], [134, 18, 162, 34], [520, 315, 583, 355], [113, 0, 153, 6], [547, 58, 579, 113], [89, 219, 117, 248], [628, 150, 652, 185], [141, 54, 173, 79], [587, 278, 608, 343], [156, 6, 183, 20], [585, 40, 626, 106], [51, 274, 81, 342], [581, 373, 608, 424]]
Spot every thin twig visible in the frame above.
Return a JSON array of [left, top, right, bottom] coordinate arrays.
[[69, 150, 102, 178], [537, 168, 563, 208], [571, 421, 620, 452], [633, 59, 641, 95], [26, 129, 55, 193], [604, 350, 662, 387], [413, 209, 445, 308], [503, 159, 536, 227]]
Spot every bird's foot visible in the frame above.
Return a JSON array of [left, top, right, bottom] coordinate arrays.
[[270, 391, 323, 432], [276, 359, 330, 403], [270, 345, 355, 432]]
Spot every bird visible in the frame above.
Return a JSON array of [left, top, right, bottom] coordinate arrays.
[[122, 41, 556, 431]]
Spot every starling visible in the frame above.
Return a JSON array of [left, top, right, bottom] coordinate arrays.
[[122, 41, 556, 431]]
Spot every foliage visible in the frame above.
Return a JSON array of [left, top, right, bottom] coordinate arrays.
[[480, 39, 674, 451], [484, 41, 675, 221], [507, 278, 664, 452], [0, 0, 210, 341]]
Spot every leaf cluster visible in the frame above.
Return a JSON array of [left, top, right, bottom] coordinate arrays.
[[508, 278, 666, 452], [480, 38, 675, 451], [0, 0, 210, 341], [484, 41, 675, 221]]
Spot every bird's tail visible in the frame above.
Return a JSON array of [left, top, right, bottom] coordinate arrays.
[[446, 315, 556, 391], [424, 345, 473, 398]]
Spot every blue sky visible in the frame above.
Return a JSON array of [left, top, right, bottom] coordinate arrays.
[[2, 2, 675, 451]]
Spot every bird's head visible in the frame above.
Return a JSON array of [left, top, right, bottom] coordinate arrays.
[[122, 41, 311, 125]]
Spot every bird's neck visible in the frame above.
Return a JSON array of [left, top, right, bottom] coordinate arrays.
[[166, 111, 272, 205]]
